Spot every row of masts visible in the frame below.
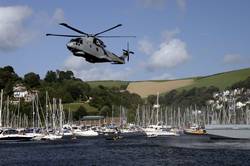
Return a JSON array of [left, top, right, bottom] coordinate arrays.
[[0, 89, 67, 133], [135, 93, 250, 128], [1, 88, 249, 129]]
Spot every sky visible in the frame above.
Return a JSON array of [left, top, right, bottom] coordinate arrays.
[[0, 0, 250, 81]]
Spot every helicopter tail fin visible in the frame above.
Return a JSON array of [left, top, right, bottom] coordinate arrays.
[[121, 42, 134, 62]]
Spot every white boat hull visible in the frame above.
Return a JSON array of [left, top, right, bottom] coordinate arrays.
[[0, 134, 33, 141], [73, 130, 98, 137], [206, 124, 250, 139]]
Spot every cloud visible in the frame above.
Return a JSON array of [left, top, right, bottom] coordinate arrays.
[[176, 0, 187, 11], [138, 0, 187, 11], [0, 6, 33, 51], [138, 38, 154, 55], [64, 56, 133, 81], [137, 28, 190, 71], [52, 8, 65, 23], [223, 54, 242, 65], [147, 38, 190, 71], [161, 28, 180, 41], [151, 73, 174, 80], [0, 6, 65, 52]]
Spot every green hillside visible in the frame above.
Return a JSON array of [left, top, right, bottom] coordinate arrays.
[[86, 68, 250, 97], [87, 80, 129, 89], [64, 102, 98, 114], [178, 68, 250, 91]]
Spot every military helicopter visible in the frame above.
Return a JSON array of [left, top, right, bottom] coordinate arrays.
[[46, 23, 135, 64]]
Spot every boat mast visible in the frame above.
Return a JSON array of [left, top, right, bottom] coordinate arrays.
[[32, 95, 35, 133], [154, 92, 160, 125], [6, 96, 9, 127], [52, 98, 56, 132], [45, 91, 49, 133], [59, 99, 63, 134], [0, 89, 3, 128]]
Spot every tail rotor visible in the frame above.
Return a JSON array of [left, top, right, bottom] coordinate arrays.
[[122, 42, 134, 62]]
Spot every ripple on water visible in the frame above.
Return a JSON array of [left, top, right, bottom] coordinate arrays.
[[0, 137, 250, 166]]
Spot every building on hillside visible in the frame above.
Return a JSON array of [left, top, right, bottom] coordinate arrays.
[[13, 84, 38, 103], [13, 84, 28, 98]]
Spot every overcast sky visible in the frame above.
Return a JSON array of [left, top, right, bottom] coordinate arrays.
[[0, 0, 250, 81]]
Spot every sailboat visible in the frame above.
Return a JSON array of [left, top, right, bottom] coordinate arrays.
[[0, 89, 33, 141], [41, 97, 63, 140], [143, 92, 179, 137]]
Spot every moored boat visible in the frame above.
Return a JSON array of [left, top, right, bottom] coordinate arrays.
[[143, 124, 180, 137], [0, 128, 33, 141], [184, 125, 207, 135], [205, 124, 250, 139]]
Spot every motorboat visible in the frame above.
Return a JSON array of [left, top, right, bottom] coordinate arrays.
[[143, 124, 180, 137], [184, 125, 207, 135], [73, 126, 98, 137], [0, 128, 33, 141], [205, 124, 250, 139]]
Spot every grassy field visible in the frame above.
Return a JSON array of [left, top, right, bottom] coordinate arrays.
[[178, 68, 250, 91], [127, 79, 194, 98], [63, 102, 98, 114], [87, 80, 129, 89], [63, 68, 250, 113], [127, 68, 250, 97], [84, 68, 250, 98]]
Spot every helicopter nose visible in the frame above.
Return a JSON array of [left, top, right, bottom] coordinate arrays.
[[66, 42, 73, 49]]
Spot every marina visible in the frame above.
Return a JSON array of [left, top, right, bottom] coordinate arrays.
[[1, 1, 250, 165], [0, 88, 250, 141]]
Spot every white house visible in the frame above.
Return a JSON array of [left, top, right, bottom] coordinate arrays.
[[13, 84, 28, 98], [13, 84, 37, 102]]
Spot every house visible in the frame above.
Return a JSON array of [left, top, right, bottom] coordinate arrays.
[[13, 84, 28, 98], [13, 84, 38, 102]]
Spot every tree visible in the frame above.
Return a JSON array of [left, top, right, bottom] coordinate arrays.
[[0, 65, 20, 94], [147, 95, 157, 105], [73, 106, 88, 120], [58, 70, 74, 81], [24, 72, 40, 88], [3, 66, 15, 73], [65, 80, 90, 101], [231, 76, 250, 89], [44, 71, 57, 83], [99, 105, 111, 117]]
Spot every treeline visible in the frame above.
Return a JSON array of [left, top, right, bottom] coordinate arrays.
[[1, 65, 250, 121], [147, 76, 250, 108], [230, 76, 250, 89], [0, 66, 142, 121]]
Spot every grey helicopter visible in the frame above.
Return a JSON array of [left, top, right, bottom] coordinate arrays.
[[46, 23, 135, 64]]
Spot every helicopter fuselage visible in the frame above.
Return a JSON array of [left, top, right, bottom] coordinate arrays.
[[66, 37, 125, 64]]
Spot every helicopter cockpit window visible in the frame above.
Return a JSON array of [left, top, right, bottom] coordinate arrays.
[[79, 39, 83, 44], [70, 38, 82, 44], [93, 38, 105, 48]]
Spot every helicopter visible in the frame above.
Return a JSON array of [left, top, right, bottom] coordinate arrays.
[[46, 23, 135, 64]]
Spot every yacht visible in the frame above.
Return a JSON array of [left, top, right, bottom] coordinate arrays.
[[205, 124, 250, 139], [120, 126, 146, 138], [73, 126, 99, 137], [184, 124, 207, 135], [0, 128, 33, 141], [23, 128, 44, 140], [143, 124, 179, 137]]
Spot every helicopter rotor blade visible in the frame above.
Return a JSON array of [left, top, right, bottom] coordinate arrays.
[[46, 33, 85, 37], [59, 23, 89, 36], [94, 24, 122, 36], [97, 35, 136, 38]]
